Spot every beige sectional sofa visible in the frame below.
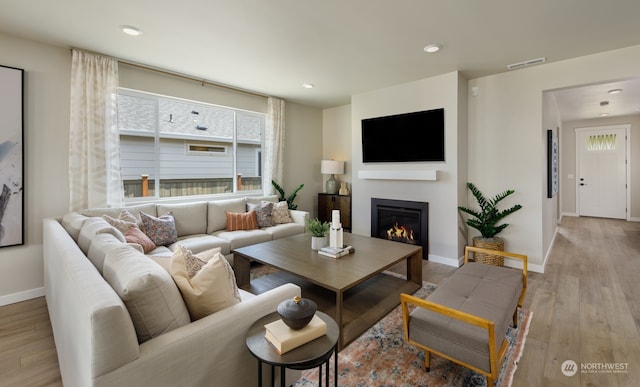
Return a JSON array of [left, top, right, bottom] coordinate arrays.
[[43, 195, 308, 387]]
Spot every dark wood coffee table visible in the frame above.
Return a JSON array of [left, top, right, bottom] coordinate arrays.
[[234, 233, 422, 349]]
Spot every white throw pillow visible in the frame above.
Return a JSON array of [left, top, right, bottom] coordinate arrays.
[[272, 201, 293, 224], [170, 245, 241, 321]]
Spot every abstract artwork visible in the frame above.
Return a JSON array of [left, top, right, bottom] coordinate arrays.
[[547, 129, 558, 199], [0, 65, 24, 247]]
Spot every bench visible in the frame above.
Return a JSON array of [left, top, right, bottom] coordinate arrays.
[[400, 246, 527, 385]]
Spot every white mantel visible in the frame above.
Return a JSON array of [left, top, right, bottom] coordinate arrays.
[[357, 170, 438, 181]]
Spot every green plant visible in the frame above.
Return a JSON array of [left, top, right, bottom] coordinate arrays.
[[458, 182, 523, 238], [272, 180, 304, 210], [306, 217, 330, 237]]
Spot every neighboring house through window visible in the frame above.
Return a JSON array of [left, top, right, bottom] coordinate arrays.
[[117, 88, 264, 200]]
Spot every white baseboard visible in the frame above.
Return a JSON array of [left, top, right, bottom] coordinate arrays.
[[0, 287, 45, 307], [628, 216, 640, 222], [428, 254, 461, 268]]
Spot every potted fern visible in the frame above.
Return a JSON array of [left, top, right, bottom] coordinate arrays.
[[458, 182, 522, 266], [306, 217, 329, 250]]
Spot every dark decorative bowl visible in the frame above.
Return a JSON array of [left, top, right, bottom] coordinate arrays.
[[277, 296, 317, 330]]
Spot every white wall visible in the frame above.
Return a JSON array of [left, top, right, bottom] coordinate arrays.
[[560, 114, 640, 220], [468, 44, 640, 270], [322, 104, 352, 198], [350, 71, 466, 266], [0, 33, 71, 305]]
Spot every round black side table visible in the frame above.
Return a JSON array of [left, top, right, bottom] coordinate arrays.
[[246, 311, 339, 387]]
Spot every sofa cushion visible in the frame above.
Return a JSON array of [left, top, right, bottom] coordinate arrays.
[[212, 229, 272, 250], [81, 203, 157, 224], [77, 217, 125, 254], [226, 210, 258, 231], [271, 201, 294, 224], [103, 245, 191, 343], [61, 212, 88, 241], [245, 195, 278, 205], [247, 201, 275, 228], [167, 234, 231, 255], [140, 212, 178, 246], [103, 210, 138, 234], [263, 223, 305, 239], [125, 227, 156, 254], [207, 198, 247, 234], [170, 246, 241, 320], [87, 232, 125, 273], [157, 202, 208, 237]]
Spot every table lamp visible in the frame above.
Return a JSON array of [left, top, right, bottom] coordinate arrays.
[[321, 160, 344, 194]]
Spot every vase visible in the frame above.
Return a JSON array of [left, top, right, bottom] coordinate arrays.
[[311, 236, 328, 250]]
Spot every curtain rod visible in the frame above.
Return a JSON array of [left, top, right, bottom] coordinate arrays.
[[117, 59, 270, 99], [71, 48, 270, 99]]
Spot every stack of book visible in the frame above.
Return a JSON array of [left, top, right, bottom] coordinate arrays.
[[318, 245, 354, 258], [264, 315, 327, 354]]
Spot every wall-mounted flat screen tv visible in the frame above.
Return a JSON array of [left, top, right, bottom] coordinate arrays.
[[361, 108, 445, 163]]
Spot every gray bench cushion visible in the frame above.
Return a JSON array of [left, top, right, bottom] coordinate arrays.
[[409, 262, 522, 372]]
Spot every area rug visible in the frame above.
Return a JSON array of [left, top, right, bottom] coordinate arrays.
[[290, 282, 532, 387]]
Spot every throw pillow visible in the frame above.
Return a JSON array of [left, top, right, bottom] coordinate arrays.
[[103, 245, 191, 343], [246, 201, 275, 228], [103, 210, 138, 233], [170, 245, 241, 320], [225, 210, 258, 231], [125, 227, 157, 254], [140, 211, 178, 246], [272, 201, 294, 224]]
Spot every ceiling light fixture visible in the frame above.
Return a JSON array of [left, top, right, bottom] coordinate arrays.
[[424, 44, 442, 53], [121, 25, 142, 36], [302, 83, 315, 89], [600, 113, 609, 117], [608, 88, 623, 94]]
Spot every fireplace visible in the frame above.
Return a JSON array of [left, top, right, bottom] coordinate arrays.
[[371, 198, 428, 259]]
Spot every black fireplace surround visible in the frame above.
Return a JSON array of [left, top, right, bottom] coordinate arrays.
[[371, 198, 428, 259]]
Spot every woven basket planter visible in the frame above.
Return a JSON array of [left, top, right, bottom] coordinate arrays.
[[472, 237, 505, 266]]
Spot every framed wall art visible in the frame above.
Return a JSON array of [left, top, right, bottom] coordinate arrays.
[[0, 65, 24, 247], [547, 128, 558, 199]]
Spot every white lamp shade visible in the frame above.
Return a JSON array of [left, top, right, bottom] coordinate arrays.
[[321, 160, 344, 175]]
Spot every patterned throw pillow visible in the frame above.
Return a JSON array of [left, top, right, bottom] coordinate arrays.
[[272, 201, 293, 224], [103, 210, 138, 233], [247, 201, 274, 228], [140, 212, 178, 246], [225, 210, 258, 231], [124, 227, 156, 254]]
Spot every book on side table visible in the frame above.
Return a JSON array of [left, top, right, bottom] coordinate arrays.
[[264, 315, 327, 354]]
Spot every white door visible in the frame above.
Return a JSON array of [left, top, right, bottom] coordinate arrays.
[[576, 125, 628, 219]]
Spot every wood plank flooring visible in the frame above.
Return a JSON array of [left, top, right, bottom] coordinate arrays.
[[1, 216, 638, 386]]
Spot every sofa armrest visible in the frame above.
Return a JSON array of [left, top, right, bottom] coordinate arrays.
[[289, 209, 309, 227], [95, 283, 302, 387]]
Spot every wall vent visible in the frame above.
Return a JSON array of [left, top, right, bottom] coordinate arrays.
[[507, 57, 546, 70]]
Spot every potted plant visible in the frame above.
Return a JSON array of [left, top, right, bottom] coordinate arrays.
[[306, 217, 330, 250], [458, 182, 523, 266], [272, 180, 304, 210]]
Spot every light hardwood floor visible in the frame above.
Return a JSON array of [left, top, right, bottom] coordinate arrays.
[[0, 216, 638, 386]]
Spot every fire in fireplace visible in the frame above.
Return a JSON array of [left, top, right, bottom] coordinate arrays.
[[371, 198, 428, 259]]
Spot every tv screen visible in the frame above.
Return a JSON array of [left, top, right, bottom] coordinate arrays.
[[361, 108, 445, 163]]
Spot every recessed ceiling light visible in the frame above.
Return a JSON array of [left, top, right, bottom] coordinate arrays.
[[600, 113, 609, 117], [423, 44, 442, 53], [121, 25, 142, 36], [608, 88, 623, 94], [302, 83, 315, 89]]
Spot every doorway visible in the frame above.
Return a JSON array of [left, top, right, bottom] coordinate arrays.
[[575, 125, 629, 219]]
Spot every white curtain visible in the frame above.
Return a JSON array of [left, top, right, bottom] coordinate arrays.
[[263, 97, 285, 194], [69, 50, 123, 211]]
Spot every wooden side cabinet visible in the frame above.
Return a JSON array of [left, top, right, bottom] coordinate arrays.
[[318, 193, 351, 231]]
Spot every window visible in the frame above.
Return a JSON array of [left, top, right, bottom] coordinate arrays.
[[117, 88, 264, 199]]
